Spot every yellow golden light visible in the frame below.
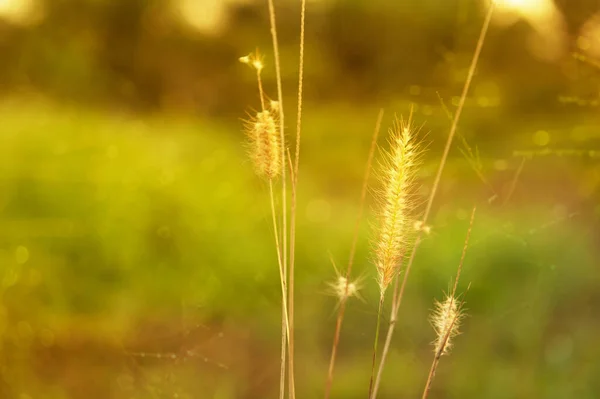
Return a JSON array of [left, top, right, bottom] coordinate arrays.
[[491, 0, 567, 61], [0, 0, 41, 25], [496, 0, 552, 17]]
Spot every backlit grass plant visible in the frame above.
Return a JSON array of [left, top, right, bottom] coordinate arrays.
[[237, 1, 496, 399]]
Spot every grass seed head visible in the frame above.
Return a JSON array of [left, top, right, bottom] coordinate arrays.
[[327, 275, 362, 302], [245, 110, 281, 180], [239, 51, 264, 72], [431, 294, 464, 356], [374, 117, 422, 296]]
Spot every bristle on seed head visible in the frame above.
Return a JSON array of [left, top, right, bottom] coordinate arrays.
[[245, 110, 281, 180], [431, 294, 464, 355], [374, 117, 422, 296]]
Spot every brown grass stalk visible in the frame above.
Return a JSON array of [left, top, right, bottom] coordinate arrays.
[[371, 3, 495, 397], [323, 109, 383, 399]]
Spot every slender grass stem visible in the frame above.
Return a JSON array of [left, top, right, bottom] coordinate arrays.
[[257, 68, 266, 111], [288, 0, 307, 398], [371, 3, 495, 397], [324, 109, 383, 399], [269, 180, 291, 399], [421, 315, 456, 399], [266, 1, 288, 398], [503, 156, 526, 206], [368, 296, 384, 399], [422, 207, 475, 399]]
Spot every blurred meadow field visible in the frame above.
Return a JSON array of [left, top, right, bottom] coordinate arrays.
[[0, 1, 600, 399]]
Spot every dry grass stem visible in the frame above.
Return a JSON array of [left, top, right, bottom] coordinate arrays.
[[503, 156, 526, 206], [324, 109, 383, 399], [367, 296, 384, 399], [265, 2, 289, 397], [270, 181, 290, 399], [287, 0, 307, 397], [241, 46, 289, 399], [371, 3, 495, 397]]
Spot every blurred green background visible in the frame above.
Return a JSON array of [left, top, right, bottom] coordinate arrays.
[[0, 0, 599, 398]]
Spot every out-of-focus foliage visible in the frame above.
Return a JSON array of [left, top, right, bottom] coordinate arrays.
[[0, 0, 598, 116]]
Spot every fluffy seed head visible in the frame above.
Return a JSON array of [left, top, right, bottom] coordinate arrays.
[[245, 110, 281, 180], [327, 276, 361, 302], [414, 220, 431, 235], [239, 51, 264, 72], [374, 117, 421, 295], [431, 295, 464, 355], [239, 54, 251, 64]]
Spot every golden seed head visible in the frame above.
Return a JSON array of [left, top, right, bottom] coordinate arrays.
[[374, 117, 422, 295], [245, 110, 281, 180], [239, 51, 265, 72], [431, 295, 464, 356], [414, 220, 431, 235]]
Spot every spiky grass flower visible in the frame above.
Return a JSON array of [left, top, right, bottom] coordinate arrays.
[[327, 276, 362, 302], [374, 117, 421, 296], [326, 254, 363, 303], [368, 116, 422, 399], [245, 110, 281, 180], [421, 208, 475, 399], [431, 294, 464, 355]]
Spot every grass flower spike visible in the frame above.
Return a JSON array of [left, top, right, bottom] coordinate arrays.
[[368, 115, 421, 399], [421, 207, 475, 399], [326, 253, 363, 303], [375, 117, 421, 296], [431, 294, 464, 355], [245, 110, 282, 180]]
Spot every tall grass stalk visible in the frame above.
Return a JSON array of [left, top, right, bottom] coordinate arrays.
[[368, 112, 420, 399], [422, 207, 475, 399], [288, 0, 307, 397], [371, 3, 496, 397], [323, 109, 383, 399], [265, 1, 289, 398]]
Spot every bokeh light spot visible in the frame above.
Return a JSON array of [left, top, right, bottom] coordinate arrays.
[[15, 246, 29, 265], [532, 130, 550, 146]]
